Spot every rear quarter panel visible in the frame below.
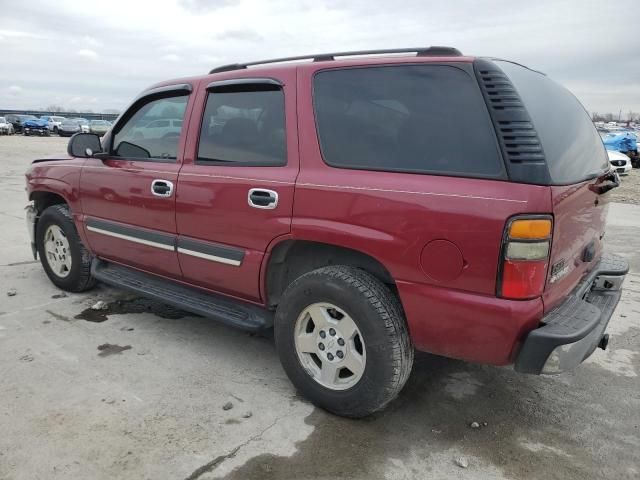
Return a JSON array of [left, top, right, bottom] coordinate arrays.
[[293, 61, 552, 364]]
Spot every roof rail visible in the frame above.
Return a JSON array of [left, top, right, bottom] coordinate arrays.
[[208, 46, 462, 74]]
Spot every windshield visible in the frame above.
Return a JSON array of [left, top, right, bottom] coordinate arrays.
[[91, 120, 109, 125]]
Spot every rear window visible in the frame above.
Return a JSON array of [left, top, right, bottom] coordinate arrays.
[[313, 65, 504, 178], [496, 61, 608, 184]]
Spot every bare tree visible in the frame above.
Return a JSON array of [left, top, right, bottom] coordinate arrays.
[[45, 104, 65, 112]]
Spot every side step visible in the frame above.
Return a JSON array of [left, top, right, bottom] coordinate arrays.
[[91, 259, 273, 331]]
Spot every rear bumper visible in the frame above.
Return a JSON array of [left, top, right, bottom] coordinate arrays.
[[515, 252, 628, 374]]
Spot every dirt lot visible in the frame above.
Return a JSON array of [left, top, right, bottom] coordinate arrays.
[[610, 168, 640, 205], [0, 135, 639, 480]]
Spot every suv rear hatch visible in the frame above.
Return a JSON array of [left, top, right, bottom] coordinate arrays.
[[490, 60, 613, 312]]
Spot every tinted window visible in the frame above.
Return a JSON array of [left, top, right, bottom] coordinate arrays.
[[113, 96, 187, 160], [313, 65, 503, 177], [197, 87, 286, 166], [496, 61, 608, 184]]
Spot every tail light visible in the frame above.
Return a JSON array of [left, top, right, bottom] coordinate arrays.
[[498, 216, 553, 300]]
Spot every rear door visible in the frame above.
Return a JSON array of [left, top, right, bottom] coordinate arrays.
[[496, 61, 611, 310], [176, 71, 298, 302], [80, 84, 194, 278]]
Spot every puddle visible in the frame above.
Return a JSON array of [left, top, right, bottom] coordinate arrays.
[[75, 296, 192, 323], [214, 353, 636, 480], [97, 343, 132, 357]]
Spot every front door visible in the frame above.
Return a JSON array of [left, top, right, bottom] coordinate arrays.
[[80, 86, 193, 278], [176, 72, 298, 302]]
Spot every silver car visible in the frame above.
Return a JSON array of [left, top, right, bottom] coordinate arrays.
[[0, 116, 15, 135]]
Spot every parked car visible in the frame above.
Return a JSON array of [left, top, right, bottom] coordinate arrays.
[[602, 131, 639, 167], [40, 115, 66, 134], [57, 119, 82, 137], [23, 118, 50, 136], [72, 118, 90, 133], [24, 47, 628, 418], [0, 116, 15, 135], [6, 114, 36, 134], [607, 149, 632, 175], [89, 119, 112, 136]]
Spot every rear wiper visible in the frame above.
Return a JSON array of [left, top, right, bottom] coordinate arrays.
[[589, 169, 620, 195]]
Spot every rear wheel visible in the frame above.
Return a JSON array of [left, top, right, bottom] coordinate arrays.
[[275, 266, 413, 417], [36, 204, 95, 292]]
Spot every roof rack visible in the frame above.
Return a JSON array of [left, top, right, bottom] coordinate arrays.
[[209, 46, 462, 74]]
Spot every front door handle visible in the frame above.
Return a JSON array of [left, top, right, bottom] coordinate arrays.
[[151, 179, 174, 197], [248, 188, 278, 209]]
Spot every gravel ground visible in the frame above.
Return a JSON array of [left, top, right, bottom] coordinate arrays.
[[609, 169, 640, 205], [0, 135, 639, 480]]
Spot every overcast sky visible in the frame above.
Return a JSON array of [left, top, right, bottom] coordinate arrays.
[[0, 0, 638, 116]]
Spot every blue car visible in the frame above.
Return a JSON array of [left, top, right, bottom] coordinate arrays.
[[23, 118, 50, 136], [602, 131, 639, 168]]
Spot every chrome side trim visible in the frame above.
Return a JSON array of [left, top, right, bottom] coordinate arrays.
[[176, 247, 242, 266], [296, 182, 528, 203], [87, 226, 175, 251]]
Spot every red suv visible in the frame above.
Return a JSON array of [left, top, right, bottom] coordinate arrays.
[[25, 47, 628, 417]]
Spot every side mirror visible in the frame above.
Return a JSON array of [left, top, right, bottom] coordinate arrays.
[[67, 133, 103, 158]]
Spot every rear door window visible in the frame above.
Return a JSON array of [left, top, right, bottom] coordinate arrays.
[[197, 86, 286, 166], [313, 65, 504, 178], [496, 61, 608, 184]]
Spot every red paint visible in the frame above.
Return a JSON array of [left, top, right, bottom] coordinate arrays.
[[543, 177, 608, 311], [175, 70, 299, 302], [24, 54, 609, 367], [397, 280, 543, 365], [420, 240, 465, 282]]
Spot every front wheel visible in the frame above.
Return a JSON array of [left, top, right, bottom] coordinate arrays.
[[36, 204, 95, 292], [275, 266, 413, 417]]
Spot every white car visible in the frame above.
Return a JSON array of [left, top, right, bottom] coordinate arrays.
[[72, 118, 90, 133], [607, 149, 632, 175], [40, 116, 66, 134], [0, 116, 15, 135]]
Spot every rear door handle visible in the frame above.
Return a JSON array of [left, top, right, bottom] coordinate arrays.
[[248, 188, 278, 209], [151, 179, 174, 197]]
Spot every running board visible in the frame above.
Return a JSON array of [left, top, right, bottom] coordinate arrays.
[[91, 259, 273, 331]]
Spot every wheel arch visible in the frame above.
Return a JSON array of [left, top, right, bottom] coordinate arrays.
[[30, 190, 69, 214], [264, 239, 396, 308]]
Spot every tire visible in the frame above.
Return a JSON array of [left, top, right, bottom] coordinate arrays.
[[274, 266, 413, 417], [36, 204, 95, 292]]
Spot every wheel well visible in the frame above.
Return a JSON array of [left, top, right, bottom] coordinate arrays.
[[266, 240, 395, 308], [31, 191, 67, 214]]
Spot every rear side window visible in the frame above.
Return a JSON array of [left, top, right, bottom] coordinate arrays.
[[496, 61, 608, 184], [313, 65, 504, 177], [197, 87, 286, 166]]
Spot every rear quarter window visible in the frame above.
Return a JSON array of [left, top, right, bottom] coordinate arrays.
[[313, 65, 505, 178], [496, 61, 608, 184]]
